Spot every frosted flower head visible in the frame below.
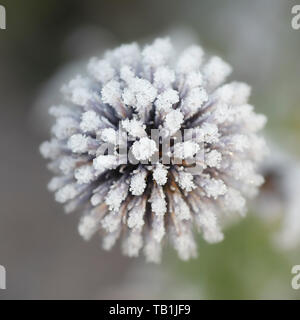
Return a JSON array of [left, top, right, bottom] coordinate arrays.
[[40, 38, 267, 262]]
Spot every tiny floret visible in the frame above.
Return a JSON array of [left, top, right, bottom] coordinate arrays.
[[131, 137, 157, 161]]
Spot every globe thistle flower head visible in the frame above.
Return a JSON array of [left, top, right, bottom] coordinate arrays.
[[40, 38, 267, 262]]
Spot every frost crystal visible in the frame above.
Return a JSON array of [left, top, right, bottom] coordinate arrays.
[[131, 137, 157, 161], [40, 38, 267, 262]]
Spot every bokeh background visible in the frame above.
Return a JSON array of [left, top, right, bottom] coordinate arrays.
[[0, 0, 300, 299]]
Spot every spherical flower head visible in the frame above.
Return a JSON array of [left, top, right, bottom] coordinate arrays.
[[40, 37, 267, 263]]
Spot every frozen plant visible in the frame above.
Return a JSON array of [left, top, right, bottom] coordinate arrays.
[[40, 38, 267, 262], [255, 145, 300, 250]]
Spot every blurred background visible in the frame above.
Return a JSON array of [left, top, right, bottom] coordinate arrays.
[[0, 0, 300, 299]]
